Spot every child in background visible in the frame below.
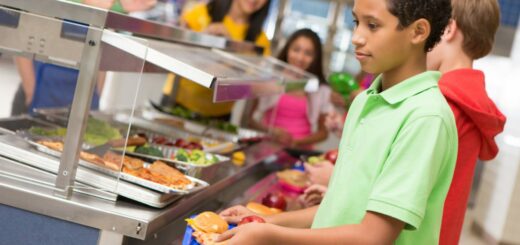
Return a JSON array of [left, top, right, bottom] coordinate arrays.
[[426, 0, 506, 244], [161, 0, 271, 118], [249, 29, 333, 148], [11, 0, 157, 115], [217, 0, 456, 244]]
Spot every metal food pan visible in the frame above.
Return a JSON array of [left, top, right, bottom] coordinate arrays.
[[115, 112, 239, 154], [0, 135, 179, 208], [142, 106, 265, 143], [0, 116, 60, 134], [118, 148, 228, 179], [152, 144, 230, 167], [131, 129, 234, 154], [28, 141, 209, 195], [32, 107, 70, 126]]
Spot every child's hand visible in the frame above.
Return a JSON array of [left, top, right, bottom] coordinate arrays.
[[304, 161, 334, 186], [120, 0, 157, 12], [324, 111, 345, 137], [272, 127, 293, 146], [216, 222, 273, 245], [219, 205, 259, 224], [330, 91, 346, 108], [83, 0, 115, 9], [204, 23, 231, 38], [299, 184, 328, 207]]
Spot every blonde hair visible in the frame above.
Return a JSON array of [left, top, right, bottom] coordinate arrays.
[[452, 0, 500, 59]]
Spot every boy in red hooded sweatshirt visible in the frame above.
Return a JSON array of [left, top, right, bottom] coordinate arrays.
[[426, 0, 507, 244]]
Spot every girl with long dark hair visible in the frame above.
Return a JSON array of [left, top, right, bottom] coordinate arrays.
[[250, 28, 333, 148]]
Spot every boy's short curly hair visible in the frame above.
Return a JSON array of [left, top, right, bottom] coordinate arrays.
[[386, 0, 452, 52]]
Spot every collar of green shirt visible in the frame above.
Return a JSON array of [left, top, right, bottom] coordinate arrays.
[[366, 71, 441, 105]]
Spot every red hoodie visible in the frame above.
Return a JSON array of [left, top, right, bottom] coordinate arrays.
[[439, 69, 506, 245]]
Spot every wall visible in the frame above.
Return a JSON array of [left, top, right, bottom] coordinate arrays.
[[99, 72, 166, 112], [472, 17, 520, 243], [0, 56, 21, 118]]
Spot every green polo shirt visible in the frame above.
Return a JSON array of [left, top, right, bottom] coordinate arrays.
[[312, 71, 457, 244]]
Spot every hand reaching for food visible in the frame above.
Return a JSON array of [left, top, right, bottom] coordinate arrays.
[[271, 127, 293, 146], [304, 161, 334, 186], [219, 205, 260, 224], [204, 23, 231, 38], [299, 184, 328, 207], [120, 0, 157, 12]]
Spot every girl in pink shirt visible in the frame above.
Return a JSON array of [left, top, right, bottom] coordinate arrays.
[[250, 29, 333, 149]]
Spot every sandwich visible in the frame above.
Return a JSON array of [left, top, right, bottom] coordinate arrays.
[[186, 211, 229, 245]]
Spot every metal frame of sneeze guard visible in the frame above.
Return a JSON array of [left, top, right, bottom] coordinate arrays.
[[211, 50, 319, 102], [0, 2, 110, 198]]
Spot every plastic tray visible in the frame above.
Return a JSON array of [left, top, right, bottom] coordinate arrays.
[[182, 215, 236, 245], [278, 179, 307, 194]]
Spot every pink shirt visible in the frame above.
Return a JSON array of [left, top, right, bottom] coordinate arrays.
[[263, 94, 311, 140]]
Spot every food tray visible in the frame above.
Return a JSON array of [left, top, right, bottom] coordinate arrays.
[[143, 104, 265, 143], [28, 141, 209, 195], [114, 112, 239, 154], [134, 130, 235, 154], [120, 149, 228, 173], [152, 144, 229, 167], [0, 116, 61, 134], [0, 134, 180, 208], [119, 148, 228, 179], [182, 215, 236, 245]]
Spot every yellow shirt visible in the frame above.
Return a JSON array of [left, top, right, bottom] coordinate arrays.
[[163, 3, 271, 117], [182, 3, 271, 53]]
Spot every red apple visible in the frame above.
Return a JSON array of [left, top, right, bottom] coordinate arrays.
[[324, 149, 339, 164], [238, 215, 266, 226], [261, 193, 287, 211]]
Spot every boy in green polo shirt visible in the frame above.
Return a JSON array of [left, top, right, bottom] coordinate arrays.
[[217, 0, 456, 244]]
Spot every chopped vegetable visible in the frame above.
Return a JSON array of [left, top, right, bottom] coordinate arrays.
[[175, 149, 189, 162], [28, 117, 122, 146], [173, 149, 220, 165], [135, 146, 164, 157], [29, 127, 67, 137]]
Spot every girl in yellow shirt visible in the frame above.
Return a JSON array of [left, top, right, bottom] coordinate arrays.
[[162, 0, 271, 118]]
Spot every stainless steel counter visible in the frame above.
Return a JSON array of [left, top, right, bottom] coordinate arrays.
[[0, 141, 282, 243]]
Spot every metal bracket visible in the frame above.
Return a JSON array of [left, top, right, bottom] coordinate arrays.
[[54, 28, 103, 198]]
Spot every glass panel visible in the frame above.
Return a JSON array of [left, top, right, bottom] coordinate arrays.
[[85, 30, 149, 195], [146, 40, 278, 87], [234, 55, 316, 84]]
